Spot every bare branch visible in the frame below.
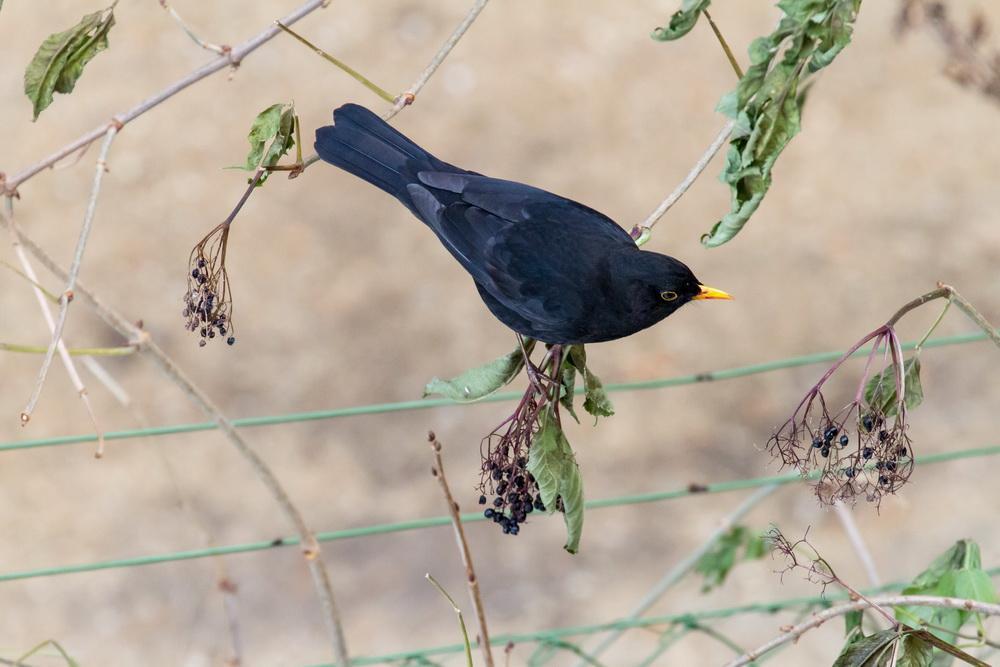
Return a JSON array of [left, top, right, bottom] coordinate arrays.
[[4, 199, 107, 457], [299, 0, 491, 170], [158, 0, 229, 55], [3, 0, 329, 194], [632, 120, 735, 244], [428, 432, 495, 667], [21, 127, 117, 425], [0, 219, 351, 665], [725, 595, 1000, 667]]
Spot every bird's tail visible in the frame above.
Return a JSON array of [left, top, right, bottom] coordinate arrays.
[[314, 104, 448, 213]]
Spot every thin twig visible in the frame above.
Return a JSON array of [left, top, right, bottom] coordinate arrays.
[[158, 0, 229, 55], [2, 220, 351, 665], [275, 21, 396, 103], [0, 343, 135, 356], [632, 120, 736, 245], [428, 432, 495, 667], [703, 10, 744, 78], [21, 127, 117, 425], [884, 285, 1000, 351], [300, 0, 491, 171], [4, 199, 107, 457], [725, 595, 1000, 667], [576, 484, 780, 665], [425, 573, 475, 667], [832, 502, 881, 586], [2, 0, 329, 194]]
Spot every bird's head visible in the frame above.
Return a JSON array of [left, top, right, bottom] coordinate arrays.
[[615, 250, 732, 321]]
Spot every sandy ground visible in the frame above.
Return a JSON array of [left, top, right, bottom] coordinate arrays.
[[1, 1, 999, 665]]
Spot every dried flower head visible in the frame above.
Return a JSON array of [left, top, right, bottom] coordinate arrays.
[[183, 222, 236, 347], [768, 325, 916, 506]]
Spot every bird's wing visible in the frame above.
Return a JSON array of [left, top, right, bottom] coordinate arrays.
[[415, 172, 635, 245]]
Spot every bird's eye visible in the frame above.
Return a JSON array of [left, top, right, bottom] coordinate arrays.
[[660, 291, 678, 302]]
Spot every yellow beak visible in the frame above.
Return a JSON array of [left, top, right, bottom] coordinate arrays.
[[692, 284, 733, 301]]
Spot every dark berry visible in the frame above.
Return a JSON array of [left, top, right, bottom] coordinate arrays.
[[492, 469, 502, 481], [862, 447, 874, 460], [897, 446, 908, 457], [484, 509, 495, 519], [493, 497, 503, 508], [886, 461, 897, 472], [878, 430, 889, 442], [533, 497, 546, 512], [191, 269, 200, 279], [493, 514, 503, 524], [198, 339, 206, 348], [478, 495, 487, 505], [197, 259, 206, 268], [839, 434, 849, 447], [861, 414, 874, 432], [812, 437, 824, 448], [502, 523, 511, 534], [879, 475, 889, 485], [824, 426, 839, 441], [844, 467, 856, 478], [875, 461, 884, 470], [820, 446, 830, 458], [496, 481, 508, 495], [226, 336, 236, 346], [509, 524, 519, 535]]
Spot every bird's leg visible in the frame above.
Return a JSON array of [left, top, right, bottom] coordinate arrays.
[[548, 344, 564, 424], [517, 334, 546, 397]]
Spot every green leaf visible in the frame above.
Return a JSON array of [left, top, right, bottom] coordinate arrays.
[[695, 526, 768, 592], [651, 0, 711, 41], [832, 628, 898, 667], [897, 540, 996, 646], [424, 343, 528, 402], [844, 610, 864, 640], [527, 412, 584, 553], [568, 346, 614, 420], [864, 357, 924, 417], [235, 103, 298, 185], [702, 0, 862, 247], [24, 5, 116, 120]]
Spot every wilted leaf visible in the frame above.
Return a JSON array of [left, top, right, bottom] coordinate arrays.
[[424, 342, 529, 402], [568, 345, 614, 420], [844, 610, 864, 641], [864, 357, 923, 417], [651, 0, 711, 41], [896, 633, 934, 667], [527, 412, 584, 553], [696, 525, 767, 592], [702, 0, 862, 247], [235, 103, 298, 185], [832, 628, 898, 667], [24, 5, 116, 120], [559, 362, 579, 423]]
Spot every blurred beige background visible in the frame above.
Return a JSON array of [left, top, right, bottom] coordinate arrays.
[[1, 1, 999, 665]]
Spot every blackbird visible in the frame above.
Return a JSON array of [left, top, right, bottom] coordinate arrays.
[[315, 104, 731, 345]]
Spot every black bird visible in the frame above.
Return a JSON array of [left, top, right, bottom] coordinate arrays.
[[315, 104, 731, 345]]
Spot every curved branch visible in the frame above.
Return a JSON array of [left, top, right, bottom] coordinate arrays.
[[725, 595, 1000, 667]]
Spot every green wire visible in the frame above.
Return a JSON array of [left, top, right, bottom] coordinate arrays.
[[0, 331, 989, 453], [308, 566, 1000, 666], [1, 443, 996, 584]]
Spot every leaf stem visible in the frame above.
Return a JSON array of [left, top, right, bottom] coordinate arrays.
[[914, 299, 952, 353], [274, 21, 397, 103], [425, 573, 475, 667], [703, 10, 744, 79]]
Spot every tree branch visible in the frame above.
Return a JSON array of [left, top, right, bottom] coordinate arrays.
[[725, 595, 1000, 667], [299, 0, 491, 171], [632, 120, 735, 245], [1, 218, 351, 665], [2, 0, 329, 194], [21, 127, 117, 425]]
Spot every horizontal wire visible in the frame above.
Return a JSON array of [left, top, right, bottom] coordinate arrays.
[[0, 331, 990, 453], [1, 443, 997, 583], [313, 565, 1000, 666]]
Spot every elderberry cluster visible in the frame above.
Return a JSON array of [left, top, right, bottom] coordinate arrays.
[[183, 224, 236, 348], [769, 391, 914, 505], [478, 455, 545, 536]]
